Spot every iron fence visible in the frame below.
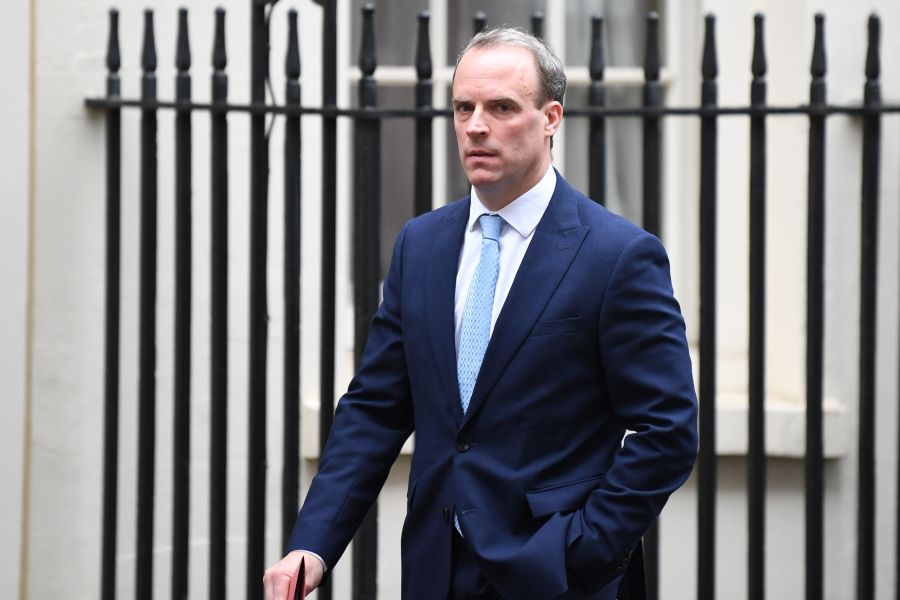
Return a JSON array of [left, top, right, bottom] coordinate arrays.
[[85, 2, 900, 599]]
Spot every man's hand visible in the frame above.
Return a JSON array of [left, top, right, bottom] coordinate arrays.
[[263, 550, 324, 600]]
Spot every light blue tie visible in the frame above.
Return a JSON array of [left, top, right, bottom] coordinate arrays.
[[458, 214, 503, 414]]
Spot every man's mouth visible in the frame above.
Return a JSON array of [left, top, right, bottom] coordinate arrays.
[[467, 149, 496, 158]]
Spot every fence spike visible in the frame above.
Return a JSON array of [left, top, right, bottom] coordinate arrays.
[[811, 14, 826, 78], [644, 12, 660, 82], [589, 15, 604, 81], [359, 3, 376, 76], [702, 14, 717, 81], [857, 14, 881, 600], [286, 9, 300, 80], [208, 5, 229, 595], [752, 14, 767, 78], [473, 11, 487, 36], [176, 8, 190, 72], [531, 11, 544, 38], [213, 8, 227, 71], [106, 9, 121, 74], [414, 9, 433, 217], [416, 11, 432, 80], [587, 13, 606, 204], [142, 10, 157, 73], [865, 14, 880, 81]]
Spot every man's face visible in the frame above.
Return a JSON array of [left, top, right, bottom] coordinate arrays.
[[452, 45, 562, 208]]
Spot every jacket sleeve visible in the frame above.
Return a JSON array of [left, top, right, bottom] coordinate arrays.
[[567, 232, 698, 589], [286, 222, 415, 568]]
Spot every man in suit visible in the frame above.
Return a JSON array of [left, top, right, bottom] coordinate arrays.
[[264, 27, 697, 600]]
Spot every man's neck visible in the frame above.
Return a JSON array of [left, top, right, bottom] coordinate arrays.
[[474, 162, 552, 212]]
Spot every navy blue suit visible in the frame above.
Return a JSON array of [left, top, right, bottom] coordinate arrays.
[[287, 174, 698, 599]]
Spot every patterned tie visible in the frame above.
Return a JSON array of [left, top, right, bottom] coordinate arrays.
[[457, 214, 503, 414]]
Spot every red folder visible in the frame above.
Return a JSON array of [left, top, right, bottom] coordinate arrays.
[[286, 556, 307, 600]]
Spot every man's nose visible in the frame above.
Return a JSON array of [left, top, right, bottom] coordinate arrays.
[[466, 108, 488, 136]]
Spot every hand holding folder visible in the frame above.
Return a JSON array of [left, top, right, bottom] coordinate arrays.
[[286, 557, 307, 600]]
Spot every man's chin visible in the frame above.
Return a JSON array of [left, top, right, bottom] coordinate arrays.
[[464, 171, 502, 190]]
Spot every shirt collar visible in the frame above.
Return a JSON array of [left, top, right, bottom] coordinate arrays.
[[467, 165, 557, 238]]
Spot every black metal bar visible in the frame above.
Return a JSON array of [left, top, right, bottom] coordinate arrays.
[[318, 0, 337, 461], [352, 10, 380, 599], [100, 10, 121, 600], [209, 7, 229, 599], [642, 12, 662, 238], [588, 15, 606, 205], [697, 14, 718, 600], [857, 14, 880, 600], [247, 0, 270, 596], [283, 7, 303, 550], [640, 13, 662, 600], [748, 14, 767, 600], [84, 97, 900, 119], [172, 8, 192, 600], [473, 11, 487, 36], [531, 11, 544, 39], [805, 14, 826, 600], [316, 2, 338, 598], [136, 10, 158, 600], [414, 10, 433, 217]]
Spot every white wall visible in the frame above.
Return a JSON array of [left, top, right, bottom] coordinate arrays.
[[8, 0, 899, 598], [0, 0, 31, 597]]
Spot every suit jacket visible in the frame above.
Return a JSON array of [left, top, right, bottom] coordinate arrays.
[[287, 174, 698, 599]]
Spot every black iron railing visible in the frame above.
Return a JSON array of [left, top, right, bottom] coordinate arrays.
[[85, 4, 899, 600]]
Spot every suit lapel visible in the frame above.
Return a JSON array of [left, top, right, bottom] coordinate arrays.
[[424, 199, 469, 424], [461, 177, 590, 427]]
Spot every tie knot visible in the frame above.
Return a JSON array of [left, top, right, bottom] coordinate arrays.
[[478, 214, 503, 241]]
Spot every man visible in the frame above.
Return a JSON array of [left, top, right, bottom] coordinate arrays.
[[264, 27, 697, 600]]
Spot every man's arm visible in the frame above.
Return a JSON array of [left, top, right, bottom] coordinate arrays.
[[263, 223, 416, 597], [568, 232, 698, 589]]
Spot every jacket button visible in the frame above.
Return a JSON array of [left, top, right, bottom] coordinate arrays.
[[456, 440, 470, 452], [442, 507, 450, 521]]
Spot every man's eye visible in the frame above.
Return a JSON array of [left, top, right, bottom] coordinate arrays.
[[456, 104, 472, 113], [496, 104, 512, 113]]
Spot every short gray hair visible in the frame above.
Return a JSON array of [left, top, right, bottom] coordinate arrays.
[[455, 27, 567, 105]]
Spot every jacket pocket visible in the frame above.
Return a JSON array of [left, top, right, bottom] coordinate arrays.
[[528, 316, 582, 337], [524, 474, 604, 518]]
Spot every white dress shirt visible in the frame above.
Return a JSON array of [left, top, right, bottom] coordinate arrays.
[[454, 165, 557, 353]]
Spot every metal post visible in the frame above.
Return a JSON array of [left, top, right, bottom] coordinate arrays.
[[136, 10, 158, 600], [642, 12, 662, 238], [414, 11, 433, 217], [352, 10, 381, 598], [640, 14, 662, 598], [100, 10, 121, 600], [315, 3, 338, 595], [473, 11, 487, 36], [283, 7, 303, 549], [172, 8, 193, 599], [588, 15, 606, 205], [748, 14, 768, 600], [697, 14, 718, 600], [856, 14, 881, 600], [531, 11, 544, 38], [247, 0, 271, 596], [805, 14, 827, 600], [209, 8, 229, 599]]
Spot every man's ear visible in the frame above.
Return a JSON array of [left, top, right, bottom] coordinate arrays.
[[544, 101, 563, 137]]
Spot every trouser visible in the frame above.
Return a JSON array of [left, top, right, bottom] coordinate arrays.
[[448, 529, 503, 599], [447, 529, 623, 600]]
